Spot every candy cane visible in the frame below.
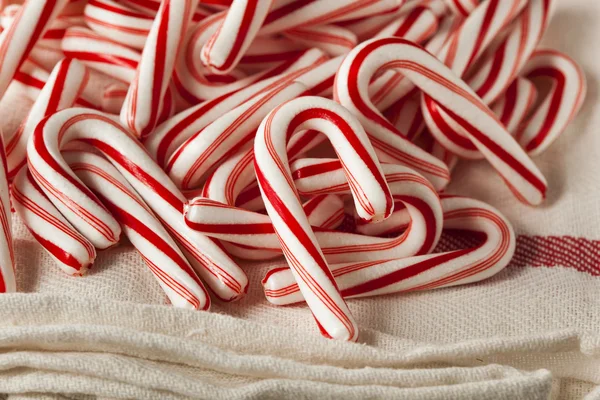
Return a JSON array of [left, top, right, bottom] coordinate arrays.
[[201, 0, 273, 74], [6, 57, 88, 179], [259, 0, 402, 36], [120, 0, 199, 138], [28, 108, 248, 301], [148, 48, 328, 167], [165, 81, 307, 190], [490, 77, 537, 136], [64, 150, 211, 310], [443, 0, 480, 16], [238, 36, 305, 71], [336, 37, 546, 205], [0, 0, 69, 100], [175, 11, 327, 104], [0, 141, 15, 292], [283, 24, 357, 57], [262, 195, 514, 305], [252, 96, 396, 341], [12, 167, 96, 276], [373, 5, 438, 43], [514, 50, 586, 156], [186, 160, 443, 262], [424, 0, 553, 158], [62, 26, 140, 83], [383, 94, 426, 142]]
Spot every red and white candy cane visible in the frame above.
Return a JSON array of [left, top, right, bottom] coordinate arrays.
[[373, 5, 438, 43], [12, 167, 95, 276], [259, 0, 402, 36], [62, 26, 140, 83], [0, 0, 68, 99], [468, 0, 554, 105], [201, 0, 273, 74], [149, 48, 327, 168], [120, 0, 198, 138], [185, 161, 443, 263], [283, 25, 358, 57], [27, 108, 248, 301], [490, 78, 538, 136], [253, 96, 394, 341], [237, 36, 305, 71], [336, 37, 547, 205], [0, 141, 15, 292], [514, 50, 587, 156], [64, 150, 211, 310], [262, 195, 514, 305], [423, 0, 553, 159], [6, 57, 88, 179], [165, 81, 307, 190]]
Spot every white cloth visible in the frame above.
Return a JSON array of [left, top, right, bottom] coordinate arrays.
[[1, 0, 599, 398]]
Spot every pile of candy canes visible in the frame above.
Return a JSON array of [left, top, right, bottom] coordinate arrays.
[[0, 0, 586, 341]]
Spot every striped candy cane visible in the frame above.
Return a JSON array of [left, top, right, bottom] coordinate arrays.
[[0, 140, 15, 292], [165, 81, 307, 190], [28, 108, 248, 301], [424, 0, 554, 158], [252, 96, 395, 341], [120, 0, 199, 138], [0, 0, 68, 100], [514, 49, 586, 156], [443, 0, 480, 16], [6, 57, 88, 179], [263, 195, 514, 305], [185, 161, 443, 263], [148, 48, 327, 168], [201, 0, 273, 74], [64, 150, 211, 310], [335, 37, 547, 205]]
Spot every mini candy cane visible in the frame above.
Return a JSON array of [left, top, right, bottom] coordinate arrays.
[[186, 161, 443, 263], [64, 150, 211, 310], [336, 37, 547, 205], [423, 0, 553, 158], [0, 0, 69, 99], [28, 108, 248, 301], [62, 26, 140, 82], [6, 57, 88, 179], [259, 0, 402, 35], [165, 81, 307, 190], [238, 36, 305, 71], [253, 96, 395, 341], [0, 141, 15, 292], [149, 48, 327, 167], [12, 167, 95, 276], [175, 11, 327, 104], [120, 0, 199, 138], [201, 0, 273, 74], [262, 195, 514, 305], [514, 50, 586, 156], [283, 25, 358, 57]]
